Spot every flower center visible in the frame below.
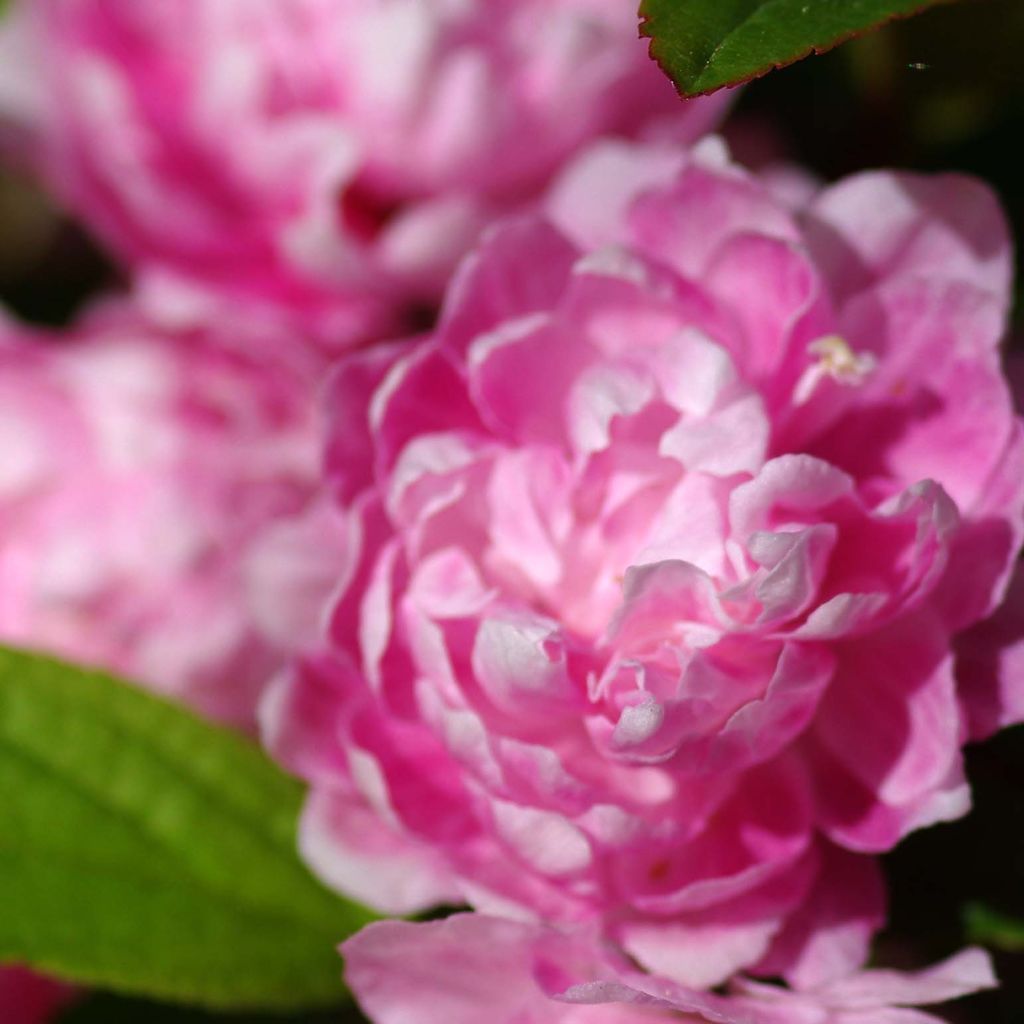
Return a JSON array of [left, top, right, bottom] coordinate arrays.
[[793, 334, 877, 405]]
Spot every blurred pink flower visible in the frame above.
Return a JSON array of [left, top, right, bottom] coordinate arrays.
[[0, 968, 75, 1024], [0, 0, 725, 350], [0, 303, 338, 727], [265, 136, 1024, 989], [343, 913, 996, 1024]]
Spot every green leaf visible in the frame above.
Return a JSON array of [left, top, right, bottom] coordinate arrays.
[[0, 646, 375, 1011], [639, 0, 953, 96], [964, 903, 1024, 953]]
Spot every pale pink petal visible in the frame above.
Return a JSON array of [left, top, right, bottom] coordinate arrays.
[[343, 916, 632, 1024], [626, 149, 800, 282], [755, 845, 886, 989], [817, 947, 996, 1009], [546, 139, 688, 253], [704, 234, 833, 395], [806, 171, 1012, 309], [472, 612, 581, 715], [299, 788, 461, 915], [810, 277, 1013, 516]]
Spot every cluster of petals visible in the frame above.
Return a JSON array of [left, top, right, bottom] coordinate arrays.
[[264, 137, 1024, 998], [344, 913, 996, 1024], [0, 303, 334, 727], [0, 0, 722, 349]]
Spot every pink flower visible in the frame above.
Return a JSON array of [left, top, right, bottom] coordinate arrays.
[[264, 138, 1024, 984], [0, 968, 76, 1024], [0, 0, 724, 349], [0, 303, 335, 727], [342, 914, 996, 1024]]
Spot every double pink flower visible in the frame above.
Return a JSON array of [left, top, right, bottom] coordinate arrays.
[[265, 139, 1024, 1014]]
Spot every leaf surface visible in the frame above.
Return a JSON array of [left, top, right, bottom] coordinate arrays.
[[640, 0, 951, 95], [0, 647, 373, 1010]]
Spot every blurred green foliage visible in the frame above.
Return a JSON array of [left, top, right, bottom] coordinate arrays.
[[0, 647, 373, 1012], [965, 904, 1024, 954]]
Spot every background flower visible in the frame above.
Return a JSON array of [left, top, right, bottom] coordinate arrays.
[[0, 302, 336, 727], [0, 0, 723, 351]]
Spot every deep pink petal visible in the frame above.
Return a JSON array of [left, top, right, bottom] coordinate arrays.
[[324, 341, 409, 503], [955, 560, 1024, 739], [755, 845, 886, 989], [812, 615, 964, 839], [0, 969, 76, 1024], [439, 217, 579, 358]]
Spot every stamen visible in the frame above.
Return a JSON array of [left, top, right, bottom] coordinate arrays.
[[793, 334, 877, 405]]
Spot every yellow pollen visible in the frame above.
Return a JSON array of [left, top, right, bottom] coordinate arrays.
[[793, 335, 877, 405]]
